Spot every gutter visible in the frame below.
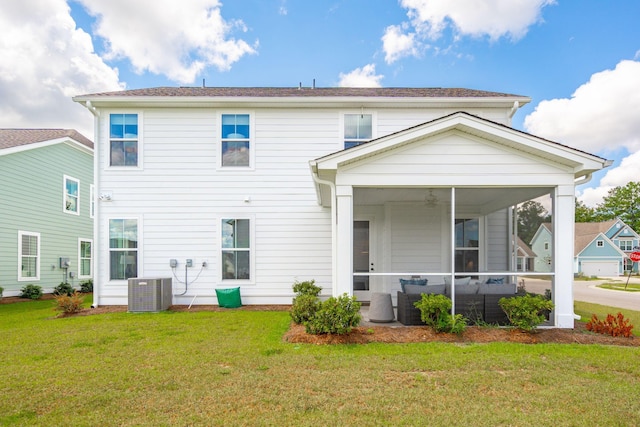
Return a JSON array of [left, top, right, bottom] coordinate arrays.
[[80, 101, 101, 308]]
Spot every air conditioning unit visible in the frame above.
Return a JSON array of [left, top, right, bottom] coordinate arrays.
[[128, 278, 173, 312]]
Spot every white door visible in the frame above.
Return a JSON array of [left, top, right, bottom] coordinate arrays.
[[581, 261, 619, 277], [353, 220, 374, 301]]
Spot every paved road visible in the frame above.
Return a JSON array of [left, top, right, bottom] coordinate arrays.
[[524, 276, 640, 312]]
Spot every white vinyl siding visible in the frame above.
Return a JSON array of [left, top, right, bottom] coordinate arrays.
[[18, 231, 40, 281]]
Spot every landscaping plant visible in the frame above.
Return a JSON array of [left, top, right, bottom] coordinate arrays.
[[586, 312, 634, 338], [499, 294, 554, 332], [290, 279, 322, 324], [19, 284, 42, 300], [80, 279, 93, 293], [54, 291, 85, 314], [53, 282, 74, 296], [414, 293, 467, 334], [304, 293, 361, 335], [0, 286, 3, 298]]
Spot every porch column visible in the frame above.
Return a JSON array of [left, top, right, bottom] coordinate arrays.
[[335, 185, 354, 297], [553, 185, 575, 328]]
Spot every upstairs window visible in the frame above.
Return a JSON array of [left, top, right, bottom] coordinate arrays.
[[344, 114, 372, 149], [221, 114, 250, 167], [64, 175, 80, 215], [110, 114, 139, 167], [222, 218, 251, 280], [619, 239, 633, 251]]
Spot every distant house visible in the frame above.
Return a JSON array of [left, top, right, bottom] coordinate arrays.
[[531, 219, 637, 277], [515, 237, 536, 272], [0, 129, 94, 296], [73, 86, 610, 328]]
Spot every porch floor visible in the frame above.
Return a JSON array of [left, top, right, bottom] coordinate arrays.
[[359, 305, 403, 327]]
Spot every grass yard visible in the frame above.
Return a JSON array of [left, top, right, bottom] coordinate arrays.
[[1, 298, 640, 426], [597, 282, 640, 292]]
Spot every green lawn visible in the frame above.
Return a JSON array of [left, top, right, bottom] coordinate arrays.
[[597, 283, 640, 292], [1, 298, 639, 426]]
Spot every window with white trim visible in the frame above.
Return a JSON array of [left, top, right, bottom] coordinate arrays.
[[79, 239, 92, 278], [544, 242, 549, 251], [619, 239, 633, 251], [222, 218, 251, 280], [18, 231, 40, 281], [109, 219, 138, 280], [221, 114, 250, 167], [344, 114, 372, 149], [110, 114, 139, 167], [64, 175, 80, 214], [455, 218, 479, 274], [596, 240, 604, 247]]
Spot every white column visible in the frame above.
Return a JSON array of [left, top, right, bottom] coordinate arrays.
[[335, 185, 354, 297], [552, 185, 575, 328]]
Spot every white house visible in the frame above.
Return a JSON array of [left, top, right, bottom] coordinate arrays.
[[73, 87, 610, 328]]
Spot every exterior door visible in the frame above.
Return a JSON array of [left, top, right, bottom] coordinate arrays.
[[353, 220, 373, 301]]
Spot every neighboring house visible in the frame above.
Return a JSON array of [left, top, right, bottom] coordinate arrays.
[[73, 87, 610, 328], [0, 129, 94, 296], [531, 219, 637, 276], [515, 237, 536, 272]]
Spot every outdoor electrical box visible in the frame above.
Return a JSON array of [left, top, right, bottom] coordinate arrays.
[[59, 257, 70, 268], [169, 259, 178, 268], [128, 278, 173, 312]]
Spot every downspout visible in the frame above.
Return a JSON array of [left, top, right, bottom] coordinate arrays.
[[309, 162, 338, 297], [81, 101, 101, 307]]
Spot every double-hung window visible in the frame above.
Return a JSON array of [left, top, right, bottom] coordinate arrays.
[[109, 219, 138, 280], [455, 218, 479, 274], [222, 218, 251, 280], [344, 114, 372, 149], [64, 175, 80, 214], [619, 239, 633, 251], [110, 114, 139, 167], [221, 114, 250, 167], [79, 239, 92, 278], [18, 231, 40, 281]]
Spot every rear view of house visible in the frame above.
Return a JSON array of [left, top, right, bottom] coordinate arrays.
[[0, 129, 94, 296], [73, 87, 610, 327]]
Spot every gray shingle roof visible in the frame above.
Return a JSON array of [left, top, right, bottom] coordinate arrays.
[[76, 86, 526, 99], [0, 129, 93, 150]]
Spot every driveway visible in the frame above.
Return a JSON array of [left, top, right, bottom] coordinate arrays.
[[523, 276, 640, 312]]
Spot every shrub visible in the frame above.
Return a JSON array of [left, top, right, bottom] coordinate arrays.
[[499, 294, 554, 332], [586, 312, 634, 338], [292, 279, 321, 297], [0, 286, 3, 297], [54, 291, 85, 314], [53, 282, 74, 296], [291, 294, 321, 324], [414, 293, 467, 334], [80, 279, 93, 293], [304, 294, 361, 335], [20, 284, 43, 300]]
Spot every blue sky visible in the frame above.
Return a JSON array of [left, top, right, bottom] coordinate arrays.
[[2, 0, 640, 206]]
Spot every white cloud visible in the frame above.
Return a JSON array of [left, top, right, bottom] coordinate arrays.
[[77, 0, 257, 84], [382, 24, 419, 64], [579, 151, 640, 207], [524, 60, 640, 154], [338, 64, 384, 88], [0, 0, 123, 138], [383, 0, 554, 63]]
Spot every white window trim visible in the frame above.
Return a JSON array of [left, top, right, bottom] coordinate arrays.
[[78, 238, 93, 279], [218, 214, 255, 285], [340, 111, 377, 149], [217, 112, 255, 171], [106, 111, 143, 170], [63, 175, 80, 215], [18, 231, 40, 281], [107, 217, 142, 284], [454, 216, 483, 272], [596, 240, 604, 247], [619, 239, 633, 251]]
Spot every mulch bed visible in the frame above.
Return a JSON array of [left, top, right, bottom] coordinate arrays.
[[4, 296, 637, 346]]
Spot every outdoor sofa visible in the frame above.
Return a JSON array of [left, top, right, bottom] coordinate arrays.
[[396, 277, 520, 326]]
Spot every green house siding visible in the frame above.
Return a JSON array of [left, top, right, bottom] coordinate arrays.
[[0, 143, 93, 296]]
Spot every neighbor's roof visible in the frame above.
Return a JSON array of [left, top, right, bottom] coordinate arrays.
[[0, 129, 93, 150], [75, 86, 527, 99]]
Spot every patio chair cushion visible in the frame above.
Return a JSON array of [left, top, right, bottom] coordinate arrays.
[[399, 278, 427, 293], [486, 277, 505, 284], [445, 282, 478, 295], [404, 283, 445, 295], [478, 282, 517, 294], [443, 276, 472, 286]]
